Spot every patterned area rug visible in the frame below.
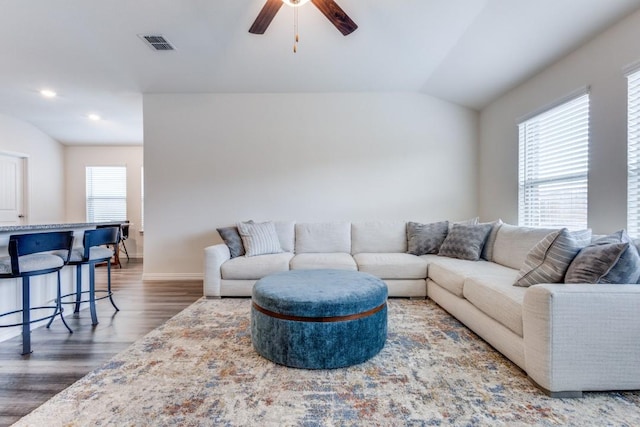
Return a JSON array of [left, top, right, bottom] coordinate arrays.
[[15, 299, 640, 426]]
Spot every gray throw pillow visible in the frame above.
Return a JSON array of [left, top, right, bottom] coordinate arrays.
[[237, 221, 283, 257], [407, 221, 449, 255], [438, 223, 493, 261], [216, 226, 245, 258], [565, 242, 629, 284], [587, 230, 640, 284], [480, 219, 503, 261], [514, 228, 592, 287]]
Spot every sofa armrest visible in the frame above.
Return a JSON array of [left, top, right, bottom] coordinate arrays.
[[203, 244, 231, 298], [523, 283, 640, 395]]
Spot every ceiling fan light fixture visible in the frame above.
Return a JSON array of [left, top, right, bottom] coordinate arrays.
[[281, 0, 311, 7]]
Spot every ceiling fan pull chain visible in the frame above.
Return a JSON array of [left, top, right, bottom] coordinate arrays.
[[293, 6, 299, 53]]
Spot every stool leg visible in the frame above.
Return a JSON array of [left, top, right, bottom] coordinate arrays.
[[55, 270, 73, 334], [21, 277, 31, 355], [89, 262, 98, 326], [107, 261, 119, 312], [74, 264, 82, 314]]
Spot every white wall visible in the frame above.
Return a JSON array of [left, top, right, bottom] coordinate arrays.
[[64, 145, 144, 258], [0, 113, 65, 223], [143, 92, 478, 279], [479, 9, 640, 233]]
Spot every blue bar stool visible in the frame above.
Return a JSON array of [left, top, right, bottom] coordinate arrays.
[[0, 231, 74, 355], [56, 226, 120, 326]]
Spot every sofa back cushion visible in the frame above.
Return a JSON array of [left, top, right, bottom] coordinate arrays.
[[274, 221, 295, 253], [295, 222, 351, 253], [492, 223, 558, 270], [351, 221, 407, 254]]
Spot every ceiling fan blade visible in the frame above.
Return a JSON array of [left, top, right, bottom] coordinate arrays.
[[249, 0, 284, 34], [310, 0, 358, 36]]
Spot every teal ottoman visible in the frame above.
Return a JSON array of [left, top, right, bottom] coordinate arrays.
[[251, 269, 388, 369]]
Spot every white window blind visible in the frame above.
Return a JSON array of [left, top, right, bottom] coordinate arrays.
[[86, 166, 127, 222], [628, 69, 640, 237], [518, 93, 590, 230]]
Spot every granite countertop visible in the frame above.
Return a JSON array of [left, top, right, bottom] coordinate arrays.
[[0, 221, 127, 233]]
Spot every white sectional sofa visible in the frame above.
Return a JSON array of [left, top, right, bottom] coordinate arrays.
[[203, 220, 640, 397]]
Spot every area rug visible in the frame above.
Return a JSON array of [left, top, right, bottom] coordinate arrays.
[[15, 299, 640, 426]]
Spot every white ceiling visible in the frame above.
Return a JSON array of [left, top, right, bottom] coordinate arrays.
[[1, 0, 639, 146]]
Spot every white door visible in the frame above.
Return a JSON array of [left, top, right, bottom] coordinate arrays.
[[0, 154, 25, 224]]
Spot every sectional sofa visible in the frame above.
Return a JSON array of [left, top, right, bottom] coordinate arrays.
[[203, 220, 640, 397]]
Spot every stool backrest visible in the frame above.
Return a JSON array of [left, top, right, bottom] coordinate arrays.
[[8, 231, 74, 274], [82, 227, 120, 259]]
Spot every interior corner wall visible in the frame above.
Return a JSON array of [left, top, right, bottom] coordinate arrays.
[[0, 113, 65, 223], [64, 145, 144, 258], [479, 9, 640, 233], [143, 92, 478, 279]]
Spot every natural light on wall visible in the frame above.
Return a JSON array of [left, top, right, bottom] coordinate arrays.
[[518, 91, 590, 230], [627, 68, 640, 237], [86, 166, 127, 222]]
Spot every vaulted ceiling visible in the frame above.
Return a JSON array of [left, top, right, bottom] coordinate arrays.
[[1, 0, 640, 145]]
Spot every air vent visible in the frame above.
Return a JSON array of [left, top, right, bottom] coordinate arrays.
[[138, 34, 176, 51]]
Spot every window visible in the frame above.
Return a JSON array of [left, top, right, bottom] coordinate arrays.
[[140, 166, 144, 231], [628, 69, 640, 237], [518, 92, 590, 230], [86, 166, 127, 222]]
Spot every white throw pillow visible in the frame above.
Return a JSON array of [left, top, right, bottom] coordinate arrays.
[[236, 221, 283, 257]]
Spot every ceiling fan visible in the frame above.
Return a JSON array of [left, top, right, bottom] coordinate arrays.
[[249, 0, 358, 36]]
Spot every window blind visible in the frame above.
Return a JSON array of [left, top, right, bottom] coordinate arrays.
[[628, 69, 640, 237], [518, 93, 590, 230], [86, 166, 127, 222]]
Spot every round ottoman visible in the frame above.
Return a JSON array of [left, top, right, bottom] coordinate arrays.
[[251, 269, 388, 369]]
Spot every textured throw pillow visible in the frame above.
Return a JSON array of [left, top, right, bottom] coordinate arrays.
[[448, 217, 479, 232], [514, 228, 592, 287], [407, 221, 449, 255], [480, 219, 503, 261], [580, 230, 640, 284], [216, 226, 245, 258], [438, 223, 493, 261], [565, 242, 629, 284], [236, 221, 283, 257]]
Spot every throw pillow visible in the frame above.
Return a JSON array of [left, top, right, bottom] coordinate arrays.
[[236, 221, 283, 257], [514, 228, 592, 287], [480, 219, 503, 261], [216, 226, 245, 258], [565, 242, 629, 284], [448, 217, 479, 232], [584, 230, 640, 284], [407, 221, 449, 255], [438, 223, 493, 261]]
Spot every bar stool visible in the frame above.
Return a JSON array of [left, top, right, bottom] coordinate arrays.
[[56, 226, 120, 326], [0, 231, 74, 355]]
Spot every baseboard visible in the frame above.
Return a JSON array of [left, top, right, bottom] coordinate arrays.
[[142, 273, 203, 281]]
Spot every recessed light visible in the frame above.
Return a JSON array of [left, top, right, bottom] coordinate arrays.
[[40, 89, 57, 98], [88, 114, 101, 121]]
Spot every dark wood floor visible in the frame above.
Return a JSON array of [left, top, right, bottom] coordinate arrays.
[[0, 261, 202, 426]]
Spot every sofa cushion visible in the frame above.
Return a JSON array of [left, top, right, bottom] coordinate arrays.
[[422, 255, 518, 298], [237, 221, 283, 257], [438, 223, 493, 261], [295, 222, 351, 253], [351, 221, 407, 254], [216, 226, 245, 258], [221, 253, 294, 280], [514, 228, 592, 287], [290, 253, 357, 271], [492, 224, 558, 270], [407, 221, 449, 255], [354, 253, 427, 279], [274, 221, 296, 253], [463, 275, 527, 337]]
